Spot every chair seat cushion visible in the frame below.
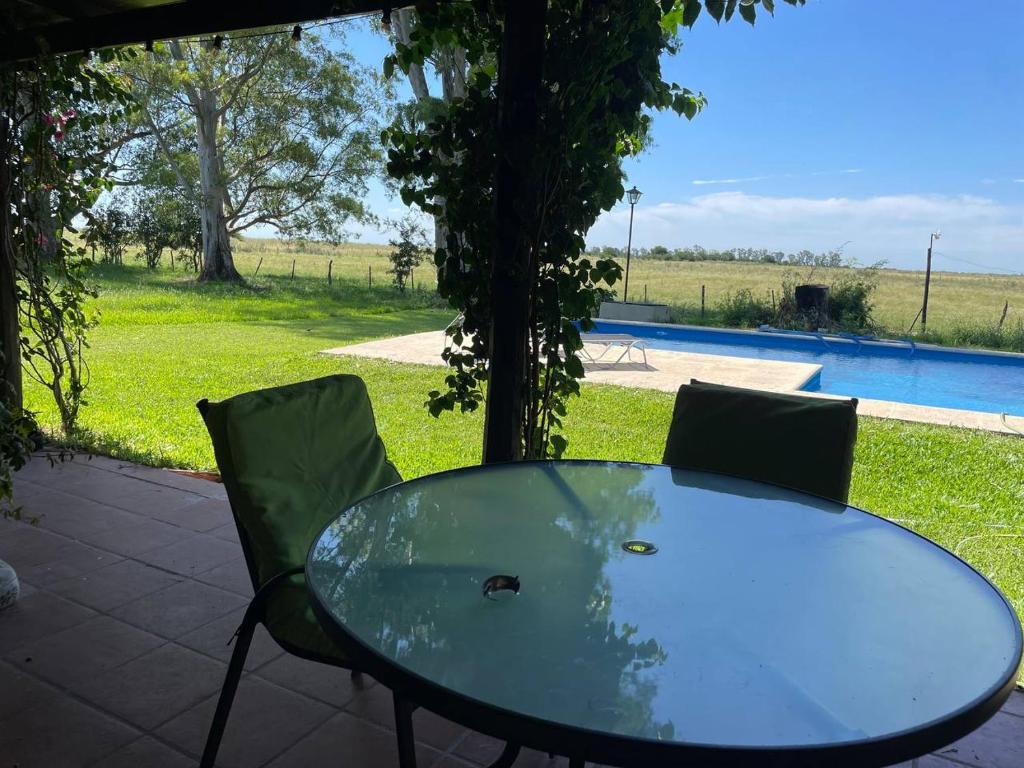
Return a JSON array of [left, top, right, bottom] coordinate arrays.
[[662, 380, 858, 502], [265, 574, 350, 663]]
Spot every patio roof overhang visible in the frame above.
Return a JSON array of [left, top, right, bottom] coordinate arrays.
[[0, 0, 396, 63]]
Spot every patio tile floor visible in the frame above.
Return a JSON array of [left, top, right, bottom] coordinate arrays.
[[1, 453, 1021, 767]]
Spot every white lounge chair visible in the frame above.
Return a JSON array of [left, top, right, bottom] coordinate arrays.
[[580, 333, 648, 367]]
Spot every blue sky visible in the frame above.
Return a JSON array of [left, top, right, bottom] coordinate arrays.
[[338, 0, 1023, 273]]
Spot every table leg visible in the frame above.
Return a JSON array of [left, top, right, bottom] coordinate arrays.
[[392, 693, 418, 768]]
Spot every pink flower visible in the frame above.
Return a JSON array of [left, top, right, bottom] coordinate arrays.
[[62, 108, 76, 119], [35, 233, 48, 246], [42, 113, 54, 125], [54, 129, 64, 141]]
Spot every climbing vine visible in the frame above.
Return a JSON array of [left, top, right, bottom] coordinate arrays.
[[385, 1, 798, 459], [1, 51, 134, 435]]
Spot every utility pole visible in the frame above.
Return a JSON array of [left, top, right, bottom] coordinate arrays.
[[622, 186, 642, 303], [921, 231, 940, 334]]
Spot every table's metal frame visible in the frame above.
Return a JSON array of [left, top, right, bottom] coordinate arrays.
[[307, 460, 1023, 768]]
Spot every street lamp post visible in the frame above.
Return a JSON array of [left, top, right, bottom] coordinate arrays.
[[623, 186, 642, 303], [921, 231, 941, 334]]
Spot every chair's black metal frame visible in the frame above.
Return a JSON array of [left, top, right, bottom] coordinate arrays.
[[196, 397, 522, 768], [196, 397, 375, 767], [306, 459, 1024, 768], [199, 563, 370, 767]]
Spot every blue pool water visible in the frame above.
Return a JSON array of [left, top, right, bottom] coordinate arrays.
[[591, 320, 1024, 416]]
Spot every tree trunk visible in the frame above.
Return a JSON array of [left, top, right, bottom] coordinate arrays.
[[194, 92, 241, 282], [482, 0, 547, 463], [392, 9, 463, 256], [0, 110, 22, 409]]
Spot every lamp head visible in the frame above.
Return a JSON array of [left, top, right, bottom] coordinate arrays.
[[932, 231, 941, 241], [626, 186, 642, 206]]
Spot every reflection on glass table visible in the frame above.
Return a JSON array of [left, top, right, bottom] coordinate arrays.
[[307, 461, 1022, 768]]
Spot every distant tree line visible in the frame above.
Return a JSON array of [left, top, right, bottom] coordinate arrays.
[[587, 244, 848, 267]]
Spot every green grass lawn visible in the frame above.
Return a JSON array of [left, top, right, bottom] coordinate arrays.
[[23, 262, 1024, 678]]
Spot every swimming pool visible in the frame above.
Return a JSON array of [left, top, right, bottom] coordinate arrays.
[[590, 320, 1024, 417]]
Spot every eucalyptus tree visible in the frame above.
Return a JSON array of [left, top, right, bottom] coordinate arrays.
[[385, 9, 470, 252], [385, 0, 803, 461], [121, 27, 392, 281]]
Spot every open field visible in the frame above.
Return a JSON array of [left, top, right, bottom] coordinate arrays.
[[624, 258, 1024, 335], [20, 261, 1024, 679], [225, 238, 1024, 342]]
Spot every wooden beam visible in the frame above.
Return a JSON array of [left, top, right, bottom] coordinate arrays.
[[0, 0, 395, 62], [482, 0, 547, 463]]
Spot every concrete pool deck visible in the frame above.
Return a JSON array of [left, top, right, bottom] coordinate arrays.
[[322, 331, 1024, 436]]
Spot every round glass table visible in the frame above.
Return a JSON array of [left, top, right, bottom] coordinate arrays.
[[306, 461, 1022, 768]]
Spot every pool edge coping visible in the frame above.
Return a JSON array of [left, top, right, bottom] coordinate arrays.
[[595, 318, 1024, 363]]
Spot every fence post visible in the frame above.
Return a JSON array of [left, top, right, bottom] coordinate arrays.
[[644, 285, 647, 303], [701, 284, 705, 319], [290, 259, 295, 280], [368, 265, 372, 289], [771, 289, 776, 313], [998, 300, 1009, 330], [254, 257, 263, 277], [328, 260, 333, 286]]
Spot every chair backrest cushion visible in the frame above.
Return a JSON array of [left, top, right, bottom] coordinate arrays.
[[200, 375, 401, 588], [662, 380, 858, 503]]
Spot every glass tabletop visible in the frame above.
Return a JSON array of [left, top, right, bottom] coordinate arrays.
[[306, 461, 1021, 753]]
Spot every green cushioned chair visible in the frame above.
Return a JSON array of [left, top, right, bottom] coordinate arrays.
[[662, 380, 859, 503], [197, 374, 401, 768]]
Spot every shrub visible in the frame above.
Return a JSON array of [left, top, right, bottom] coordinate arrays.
[[775, 270, 878, 333], [387, 216, 428, 292], [717, 289, 776, 328], [85, 201, 131, 265], [130, 190, 202, 270], [1, 357, 42, 519], [924, 319, 1024, 353]]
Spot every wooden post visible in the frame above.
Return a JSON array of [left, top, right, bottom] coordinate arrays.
[[170, 251, 175, 270], [368, 265, 372, 288], [290, 259, 295, 279], [771, 288, 776, 313], [998, 300, 1009, 330], [327, 260, 333, 286], [254, 257, 262, 276], [410, 268, 414, 291], [0, 111, 21, 408], [482, 0, 547, 464], [701, 284, 705, 319]]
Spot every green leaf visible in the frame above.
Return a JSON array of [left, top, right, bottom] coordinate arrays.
[[683, 0, 702, 27], [725, 0, 738, 22], [762, 0, 776, 13], [739, 2, 757, 24], [382, 56, 395, 79], [706, 0, 726, 22]]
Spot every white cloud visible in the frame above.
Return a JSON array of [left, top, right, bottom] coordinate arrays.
[[692, 175, 770, 186], [693, 169, 864, 185], [587, 192, 1024, 272]]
